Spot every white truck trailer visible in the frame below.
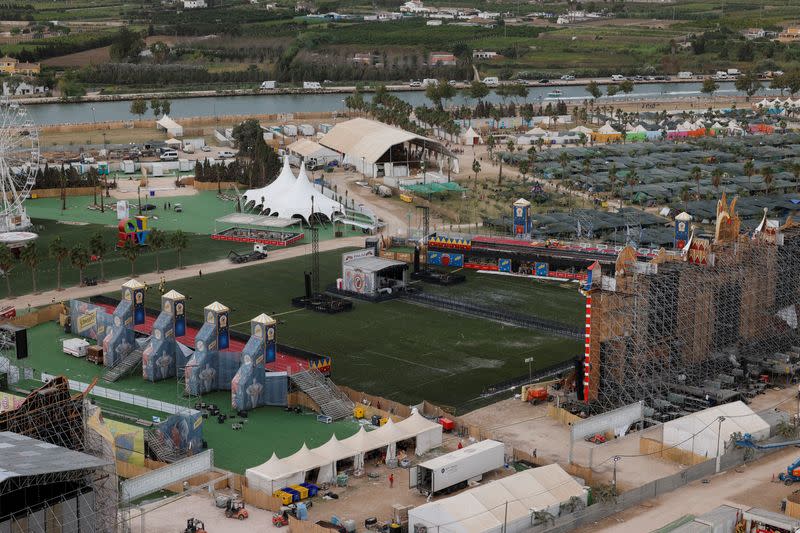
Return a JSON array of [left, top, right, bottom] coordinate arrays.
[[410, 439, 505, 495]]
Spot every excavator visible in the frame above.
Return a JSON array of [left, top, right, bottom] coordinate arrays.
[[735, 433, 800, 485]]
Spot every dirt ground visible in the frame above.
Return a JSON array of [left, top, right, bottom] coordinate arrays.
[[590, 445, 800, 532]]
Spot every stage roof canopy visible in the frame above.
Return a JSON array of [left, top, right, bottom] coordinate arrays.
[[0, 431, 109, 483]]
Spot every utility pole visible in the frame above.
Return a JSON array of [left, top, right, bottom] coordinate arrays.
[[715, 416, 726, 473], [525, 357, 534, 382]]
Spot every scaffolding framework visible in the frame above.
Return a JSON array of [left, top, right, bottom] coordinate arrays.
[[585, 197, 800, 412]]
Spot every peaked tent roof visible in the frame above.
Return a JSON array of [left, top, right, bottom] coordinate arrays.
[[242, 158, 297, 210], [268, 163, 344, 222]]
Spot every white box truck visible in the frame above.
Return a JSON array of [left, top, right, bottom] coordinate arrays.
[[303, 81, 322, 89], [260, 80, 277, 89], [410, 440, 505, 495], [677, 71, 693, 79]]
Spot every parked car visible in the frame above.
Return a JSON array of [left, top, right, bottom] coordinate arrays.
[[201, 145, 212, 152], [159, 150, 178, 161], [560, 75, 575, 81], [218, 150, 236, 159], [538, 78, 550, 84], [409, 80, 422, 88]]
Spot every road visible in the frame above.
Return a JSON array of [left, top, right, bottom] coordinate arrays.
[[590, 446, 800, 531], [1, 236, 364, 309]]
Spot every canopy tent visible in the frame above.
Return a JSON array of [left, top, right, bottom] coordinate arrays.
[[241, 159, 344, 223], [286, 138, 341, 164], [320, 118, 455, 178], [526, 126, 548, 137], [246, 409, 443, 493], [156, 115, 184, 137], [663, 401, 769, 458], [570, 125, 594, 136], [164, 138, 182, 147], [462, 126, 483, 145], [408, 465, 587, 533]]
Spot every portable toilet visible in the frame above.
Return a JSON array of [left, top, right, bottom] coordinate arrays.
[[122, 160, 136, 174], [151, 163, 164, 177], [178, 159, 192, 172], [97, 161, 109, 175], [283, 124, 298, 137]]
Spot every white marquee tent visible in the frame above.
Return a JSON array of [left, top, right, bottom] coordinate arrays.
[[246, 409, 443, 493], [241, 159, 344, 223], [662, 401, 769, 458], [156, 115, 184, 137], [408, 465, 587, 533]]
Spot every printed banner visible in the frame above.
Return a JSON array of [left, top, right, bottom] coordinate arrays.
[[77, 310, 97, 333], [266, 325, 276, 364], [498, 258, 512, 272], [105, 419, 145, 466], [427, 251, 464, 267], [133, 287, 145, 325], [174, 300, 186, 337], [0, 391, 24, 413], [535, 262, 549, 276], [218, 311, 229, 350]]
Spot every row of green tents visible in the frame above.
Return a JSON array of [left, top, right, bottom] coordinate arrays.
[[402, 182, 465, 195]]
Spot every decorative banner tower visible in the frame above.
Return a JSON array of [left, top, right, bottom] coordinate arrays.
[[122, 279, 146, 325], [142, 290, 186, 382], [512, 198, 532, 237], [674, 212, 692, 250]]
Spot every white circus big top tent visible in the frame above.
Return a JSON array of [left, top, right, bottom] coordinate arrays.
[[241, 158, 344, 222], [246, 409, 442, 493]]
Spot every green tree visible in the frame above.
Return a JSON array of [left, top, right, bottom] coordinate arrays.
[[0, 244, 15, 298], [606, 84, 619, 97], [69, 244, 90, 285], [89, 231, 108, 282], [627, 166, 639, 206], [690, 166, 703, 199], [619, 80, 634, 94], [49, 236, 69, 291], [468, 80, 490, 103], [608, 163, 618, 197], [744, 159, 755, 190], [701, 78, 719, 98], [20, 243, 39, 294], [519, 159, 530, 182], [232, 119, 263, 158], [680, 184, 692, 212], [130, 99, 147, 118], [160, 99, 171, 115], [762, 166, 774, 195], [171, 230, 189, 269], [148, 228, 166, 273], [120, 239, 139, 277], [735, 70, 763, 100], [472, 159, 481, 181], [586, 81, 601, 100], [486, 134, 496, 158], [109, 27, 144, 60], [150, 40, 169, 63], [150, 98, 162, 117], [711, 167, 723, 194]]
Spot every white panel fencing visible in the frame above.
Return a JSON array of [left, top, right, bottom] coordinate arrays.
[[120, 450, 213, 502]]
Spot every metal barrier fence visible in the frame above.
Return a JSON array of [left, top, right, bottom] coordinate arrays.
[[403, 292, 583, 340], [40, 372, 199, 416]]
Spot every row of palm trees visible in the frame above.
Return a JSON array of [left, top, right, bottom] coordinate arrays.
[[0, 229, 189, 298]]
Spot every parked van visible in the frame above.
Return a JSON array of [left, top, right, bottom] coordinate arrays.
[[421, 78, 438, 87], [482, 76, 499, 86], [260, 80, 277, 89], [677, 71, 693, 79], [160, 150, 178, 162], [182, 143, 195, 154], [610, 74, 625, 81], [303, 81, 322, 89]]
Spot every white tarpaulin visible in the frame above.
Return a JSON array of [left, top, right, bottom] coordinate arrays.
[[408, 465, 587, 533], [246, 408, 443, 492], [663, 401, 769, 458]]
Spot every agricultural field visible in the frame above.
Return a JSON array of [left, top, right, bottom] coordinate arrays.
[[96, 248, 582, 410]]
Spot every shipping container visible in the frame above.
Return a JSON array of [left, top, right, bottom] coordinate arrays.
[[409, 440, 505, 495]]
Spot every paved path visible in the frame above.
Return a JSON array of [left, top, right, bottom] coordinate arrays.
[[2, 236, 364, 309]]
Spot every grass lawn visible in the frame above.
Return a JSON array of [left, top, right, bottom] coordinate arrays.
[[5, 192, 363, 296], [16, 322, 360, 473], [420, 270, 585, 326], [103, 248, 581, 410]]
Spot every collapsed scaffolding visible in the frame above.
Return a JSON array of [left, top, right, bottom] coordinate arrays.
[[0, 377, 119, 532], [582, 195, 800, 414]]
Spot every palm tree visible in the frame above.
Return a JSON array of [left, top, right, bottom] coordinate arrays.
[[558, 151, 571, 210], [711, 168, 723, 195], [89, 231, 108, 282], [690, 166, 703, 200], [149, 228, 166, 273], [20, 243, 39, 294], [70, 244, 90, 285], [531, 510, 555, 527], [762, 166, 774, 195], [560, 495, 586, 514], [472, 159, 481, 182], [608, 163, 618, 198], [594, 483, 619, 504], [519, 159, 530, 183], [49, 236, 69, 291], [0, 244, 15, 298], [680, 184, 692, 213], [792, 163, 800, 193], [120, 239, 139, 277], [627, 166, 639, 207], [743, 159, 755, 190], [171, 230, 189, 269], [776, 419, 798, 439]]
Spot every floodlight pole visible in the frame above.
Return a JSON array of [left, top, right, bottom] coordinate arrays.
[[715, 416, 726, 473], [612, 455, 621, 490]]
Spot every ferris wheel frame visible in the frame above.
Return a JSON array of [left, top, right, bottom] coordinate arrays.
[[0, 96, 39, 233]]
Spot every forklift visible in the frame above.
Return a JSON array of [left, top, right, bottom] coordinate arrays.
[[224, 498, 249, 520], [183, 518, 207, 533]]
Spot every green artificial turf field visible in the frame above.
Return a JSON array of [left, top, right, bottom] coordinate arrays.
[[421, 270, 585, 326], [103, 247, 582, 409]]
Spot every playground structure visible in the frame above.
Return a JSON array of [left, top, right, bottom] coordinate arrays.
[[67, 281, 334, 412]]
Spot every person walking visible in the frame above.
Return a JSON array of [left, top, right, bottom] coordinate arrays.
[[389, 473, 394, 488]]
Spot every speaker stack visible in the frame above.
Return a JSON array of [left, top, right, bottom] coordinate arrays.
[[0, 325, 28, 359]]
